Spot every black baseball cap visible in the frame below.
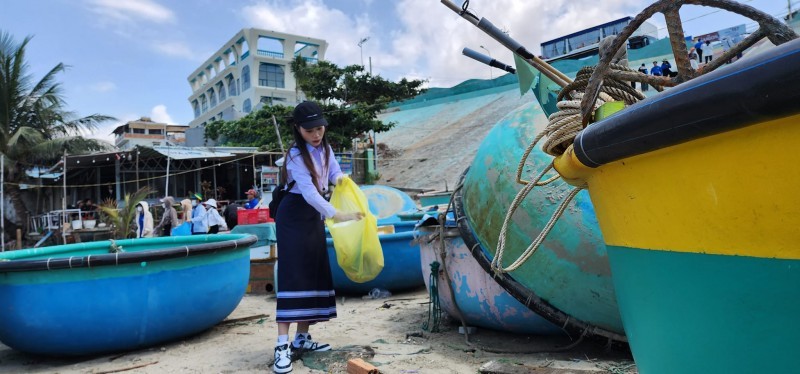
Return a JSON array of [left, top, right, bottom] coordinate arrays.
[[292, 101, 328, 129]]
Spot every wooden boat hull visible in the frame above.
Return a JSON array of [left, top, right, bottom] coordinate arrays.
[[327, 230, 423, 294], [553, 39, 800, 372], [418, 225, 563, 335], [0, 234, 257, 356], [459, 102, 625, 342]]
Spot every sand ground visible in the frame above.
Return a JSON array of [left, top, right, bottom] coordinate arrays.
[[0, 288, 636, 373]]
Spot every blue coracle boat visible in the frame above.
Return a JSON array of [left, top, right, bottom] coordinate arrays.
[[0, 234, 257, 356], [418, 223, 563, 335], [326, 221, 423, 294]]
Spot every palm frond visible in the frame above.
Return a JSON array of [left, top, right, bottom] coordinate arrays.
[[99, 186, 153, 239]]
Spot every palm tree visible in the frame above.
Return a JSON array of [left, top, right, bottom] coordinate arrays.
[[0, 30, 115, 238], [98, 187, 152, 240]]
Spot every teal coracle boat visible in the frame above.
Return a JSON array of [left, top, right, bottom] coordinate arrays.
[[457, 102, 625, 343], [0, 234, 257, 356]]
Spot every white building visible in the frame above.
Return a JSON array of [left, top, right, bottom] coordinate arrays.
[[112, 117, 187, 150], [186, 28, 328, 145]]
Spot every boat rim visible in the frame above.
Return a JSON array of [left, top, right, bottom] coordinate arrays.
[[0, 234, 257, 273]]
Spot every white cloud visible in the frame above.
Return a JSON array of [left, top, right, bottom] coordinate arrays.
[[89, 81, 117, 93], [152, 41, 196, 60], [239, 0, 645, 88], [86, 0, 176, 24], [150, 105, 175, 124]]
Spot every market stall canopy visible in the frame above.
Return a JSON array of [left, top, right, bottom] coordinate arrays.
[[151, 146, 236, 160]]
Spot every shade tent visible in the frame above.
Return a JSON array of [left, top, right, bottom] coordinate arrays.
[[29, 146, 282, 214], [150, 146, 235, 160]]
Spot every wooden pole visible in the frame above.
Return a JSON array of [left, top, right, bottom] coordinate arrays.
[[16, 228, 21, 250], [1, 154, 4, 252], [62, 151, 67, 244]]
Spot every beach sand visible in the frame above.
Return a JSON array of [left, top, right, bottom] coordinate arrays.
[[0, 288, 636, 373]]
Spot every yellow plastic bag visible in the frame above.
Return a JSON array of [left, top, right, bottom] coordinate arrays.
[[325, 177, 384, 283]]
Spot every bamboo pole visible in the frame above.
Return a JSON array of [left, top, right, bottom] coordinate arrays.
[[440, 0, 571, 87]]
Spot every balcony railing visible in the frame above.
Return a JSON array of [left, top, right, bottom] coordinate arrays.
[[257, 50, 284, 58], [259, 79, 285, 88]]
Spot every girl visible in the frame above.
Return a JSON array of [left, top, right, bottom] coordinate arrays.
[[272, 101, 362, 374]]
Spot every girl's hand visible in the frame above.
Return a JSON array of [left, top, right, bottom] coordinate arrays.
[[333, 211, 364, 223]]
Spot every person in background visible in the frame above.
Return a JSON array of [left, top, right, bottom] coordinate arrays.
[[704, 40, 713, 63], [244, 189, 260, 209], [271, 101, 364, 374], [154, 196, 178, 237], [650, 61, 662, 77], [661, 59, 676, 77], [134, 201, 154, 238], [637, 63, 649, 91], [694, 38, 704, 63], [688, 48, 699, 70], [180, 198, 193, 224], [191, 193, 207, 235], [224, 201, 240, 231], [203, 199, 226, 233]]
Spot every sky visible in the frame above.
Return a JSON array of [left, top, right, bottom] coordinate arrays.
[[0, 0, 792, 144]]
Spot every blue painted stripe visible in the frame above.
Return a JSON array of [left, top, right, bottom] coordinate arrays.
[[276, 307, 337, 318], [277, 290, 335, 298]]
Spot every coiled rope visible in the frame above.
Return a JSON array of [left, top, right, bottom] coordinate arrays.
[[493, 64, 644, 274]]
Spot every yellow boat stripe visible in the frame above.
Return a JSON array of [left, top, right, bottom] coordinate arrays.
[[576, 114, 800, 260]]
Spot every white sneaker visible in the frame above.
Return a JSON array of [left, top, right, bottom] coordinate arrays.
[[292, 334, 331, 352], [273, 343, 292, 373]]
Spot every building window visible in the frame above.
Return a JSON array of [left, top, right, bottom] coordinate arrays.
[[150, 129, 163, 135], [209, 88, 217, 108], [133, 128, 146, 134], [243, 99, 252, 113], [242, 65, 251, 91], [200, 95, 208, 113], [258, 63, 285, 88], [260, 96, 286, 106], [193, 100, 200, 118], [218, 82, 226, 101], [227, 75, 236, 97]]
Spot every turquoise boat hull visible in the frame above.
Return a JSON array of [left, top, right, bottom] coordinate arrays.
[[0, 234, 257, 356], [609, 247, 800, 374], [418, 224, 563, 335], [361, 185, 418, 225], [459, 102, 625, 342], [327, 230, 423, 294]]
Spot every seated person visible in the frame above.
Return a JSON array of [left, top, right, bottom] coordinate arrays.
[[244, 189, 260, 209]]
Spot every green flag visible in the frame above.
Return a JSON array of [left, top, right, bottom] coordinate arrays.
[[513, 53, 536, 96], [513, 53, 560, 117]]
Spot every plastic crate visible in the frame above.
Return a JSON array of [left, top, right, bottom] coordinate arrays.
[[256, 208, 274, 223], [237, 209, 258, 225]]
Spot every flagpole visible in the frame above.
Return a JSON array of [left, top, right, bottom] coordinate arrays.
[[62, 151, 67, 244], [1, 154, 5, 252], [164, 124, 170, 196]]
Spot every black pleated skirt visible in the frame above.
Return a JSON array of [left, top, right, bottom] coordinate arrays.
[[275, 193, 337, 323]]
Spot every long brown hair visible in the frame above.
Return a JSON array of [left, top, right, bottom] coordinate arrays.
[[281, 124, 330, 192]]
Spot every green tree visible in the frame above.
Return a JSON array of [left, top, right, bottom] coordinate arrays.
[[205, 57, 426, 150], [0, 30, 115, 235], [99, 186, 152, 239]]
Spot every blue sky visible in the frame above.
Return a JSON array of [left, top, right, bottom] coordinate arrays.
[[1, 0, 792, 143]]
